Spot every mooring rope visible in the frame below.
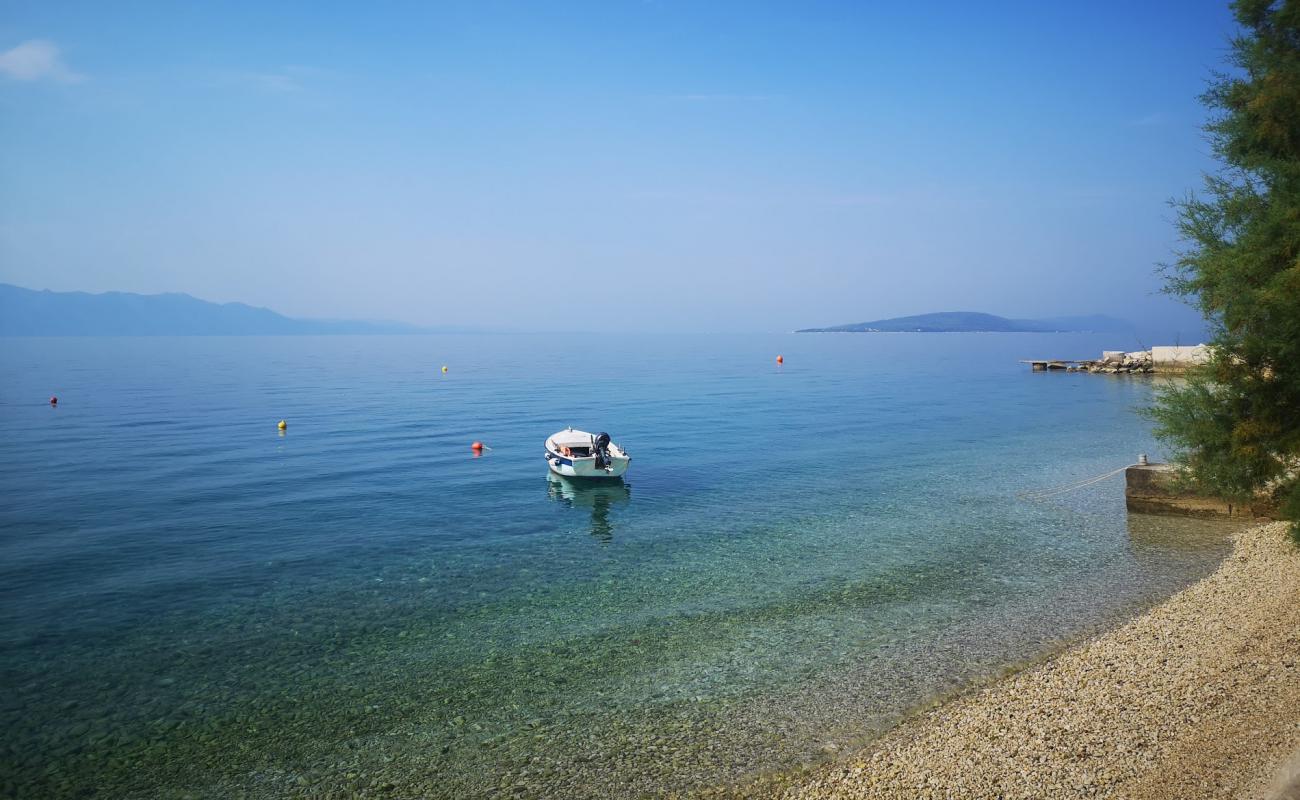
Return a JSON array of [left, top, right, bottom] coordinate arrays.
[[1016, 463, 1134, 501]]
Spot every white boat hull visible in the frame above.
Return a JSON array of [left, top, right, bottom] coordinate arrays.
[[545, 453, 630, 479]]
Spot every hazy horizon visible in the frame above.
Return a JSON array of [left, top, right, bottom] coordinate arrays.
[[1, 1, 1230, 337]]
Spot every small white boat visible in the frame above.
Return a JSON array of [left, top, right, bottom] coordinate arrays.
[[545, 428, 631, 479]]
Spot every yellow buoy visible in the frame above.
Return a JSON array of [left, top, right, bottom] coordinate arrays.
[[277, 420, 287, 431], [441, 365, 448, 373]]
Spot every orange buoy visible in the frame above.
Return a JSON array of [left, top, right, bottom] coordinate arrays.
[[49, 395, 58, 406], [776, 355, 784, 364], [471, 441, 484, 452]]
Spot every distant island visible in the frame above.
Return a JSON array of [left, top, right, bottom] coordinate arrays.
[[0, 283, 434, 336], [797, 311, 1133, 334]]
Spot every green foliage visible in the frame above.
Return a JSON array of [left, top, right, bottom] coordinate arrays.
[[1155, 0, 1300, 538]]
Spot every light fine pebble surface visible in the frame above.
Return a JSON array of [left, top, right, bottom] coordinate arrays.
[[759, 521, 1300, 800]]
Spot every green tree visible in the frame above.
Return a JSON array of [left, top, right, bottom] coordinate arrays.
[[1151, 0, 1300, 538]]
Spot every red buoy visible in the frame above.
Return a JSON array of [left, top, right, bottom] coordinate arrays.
[[471, 441, 484, 451], [776, 355, 784, 365], [49, 396, 58, 406]]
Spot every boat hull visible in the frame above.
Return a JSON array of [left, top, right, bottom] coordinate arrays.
[[545, 452, 631, 479]]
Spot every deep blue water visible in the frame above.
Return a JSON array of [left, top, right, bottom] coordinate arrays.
[[0, 333, 1234, 798]]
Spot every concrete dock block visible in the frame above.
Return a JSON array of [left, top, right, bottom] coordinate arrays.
[[1125, 463, 1271, 518]]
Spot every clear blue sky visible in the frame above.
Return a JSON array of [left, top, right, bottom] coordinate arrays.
[[0, 1, 1236, 334]]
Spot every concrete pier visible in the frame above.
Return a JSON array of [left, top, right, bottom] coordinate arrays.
[[1020, 359, 1082, 371], [1125, 463, 1272, 518]]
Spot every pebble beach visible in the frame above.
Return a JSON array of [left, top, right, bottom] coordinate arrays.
[[739, 521, 1300, 800]]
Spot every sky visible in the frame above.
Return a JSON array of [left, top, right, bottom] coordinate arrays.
[[0, 1, 1238, 335]]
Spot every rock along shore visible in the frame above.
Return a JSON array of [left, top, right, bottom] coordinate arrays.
[[1025, 344, 1212, 374], [727, 521, 1300, 800]]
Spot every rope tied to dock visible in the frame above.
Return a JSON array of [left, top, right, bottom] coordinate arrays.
[[1017, 463, 1134, 501]]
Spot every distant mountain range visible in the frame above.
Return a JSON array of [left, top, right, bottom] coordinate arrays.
[[0, 284, 436, 336], [797, 311, 1133, 334]]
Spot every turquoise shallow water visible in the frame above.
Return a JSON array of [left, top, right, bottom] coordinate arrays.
[[0, 333, 1235, 798]]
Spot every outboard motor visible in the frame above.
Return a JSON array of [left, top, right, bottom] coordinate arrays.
[[592, 432, 612, 470]]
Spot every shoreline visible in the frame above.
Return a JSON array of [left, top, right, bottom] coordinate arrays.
[[719, 520, 1300, 799]]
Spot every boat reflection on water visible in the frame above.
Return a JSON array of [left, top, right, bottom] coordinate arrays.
[[546, 474, 631, 543]]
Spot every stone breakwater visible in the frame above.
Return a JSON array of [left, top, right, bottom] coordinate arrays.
[[746, 521, 1300, 800], [1071, 350, 1155, 374], [1024, 344, 1211, 374]]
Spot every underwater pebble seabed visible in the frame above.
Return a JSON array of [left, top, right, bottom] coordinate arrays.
[[0, 333, 1240, 798]]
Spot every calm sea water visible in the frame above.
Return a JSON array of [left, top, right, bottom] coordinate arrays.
[[0, 333, 1235, 798]]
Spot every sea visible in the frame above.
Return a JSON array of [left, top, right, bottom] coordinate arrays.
[[0, 333, 1238, 798]]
